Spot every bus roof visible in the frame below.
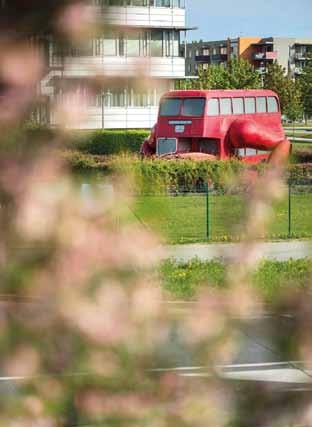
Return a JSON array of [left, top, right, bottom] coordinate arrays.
[[163, 89, 279, 99]]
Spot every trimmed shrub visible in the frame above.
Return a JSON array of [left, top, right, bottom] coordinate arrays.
[[64, 151, 312, 191], [76, 130, 150, 155]]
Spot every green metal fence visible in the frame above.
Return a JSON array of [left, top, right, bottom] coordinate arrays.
[[133, 180, 312, 244]]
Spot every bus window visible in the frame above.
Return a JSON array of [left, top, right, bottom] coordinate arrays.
[[245, 97, 256, 114], [160, 98, 182, 116], [256, 97, 267, 113], [232, 98, 244, 115], [207, 98, 219, 116], [182, 98, 205, 116], [268, 96, 279, 113], [200, 139, 219, 155], [220, 98, 232, 115]]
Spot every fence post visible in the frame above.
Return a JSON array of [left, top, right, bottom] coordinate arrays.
[[205, 182, 210, 241], [288, 179, 292, 238]]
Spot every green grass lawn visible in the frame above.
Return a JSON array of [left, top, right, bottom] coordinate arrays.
[[160, 258, 312, 302], [287, 133, 312, 140], [133, 191, 312, 244], [284, 122, 312, 128]]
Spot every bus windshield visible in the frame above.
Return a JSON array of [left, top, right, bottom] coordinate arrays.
[[160, 98, 205, 117]]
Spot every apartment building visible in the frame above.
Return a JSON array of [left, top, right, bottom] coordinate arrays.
[[40, 0, 189, 129], [186, 36, 312, 77], [251, 37, 312, 76], [186, 37, 257, 75]]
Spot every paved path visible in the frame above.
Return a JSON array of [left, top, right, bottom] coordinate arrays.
[[165, 240, 311, 262], [154, 363, 312, 387]]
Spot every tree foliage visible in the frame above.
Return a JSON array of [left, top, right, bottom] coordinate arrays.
[[263, 62, 303, 121], [299, 54, 312, 120], [177, 59, 261, 90]]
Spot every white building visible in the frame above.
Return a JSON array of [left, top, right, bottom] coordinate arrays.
[[41, 0, 189, 129]]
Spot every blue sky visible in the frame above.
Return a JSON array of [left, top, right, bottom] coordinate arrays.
[[186, 0, 312, 41]]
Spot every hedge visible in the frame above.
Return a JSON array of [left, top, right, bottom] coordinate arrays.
[[63, 151, 312, 191], [63, 151, 253, 192], [75, 130, 150, 155]]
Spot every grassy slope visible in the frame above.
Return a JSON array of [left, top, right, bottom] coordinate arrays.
[[160, 258, 312, 302]]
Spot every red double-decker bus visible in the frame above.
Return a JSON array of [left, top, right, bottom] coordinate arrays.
[[141, 89, 290, 164]]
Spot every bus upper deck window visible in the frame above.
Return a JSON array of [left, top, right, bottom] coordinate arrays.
[[256, 97, 267, 113], [182, 98, 205, 116], [232, 98, 244, 115], [245, 97, 256, 114], [220, 98, 232, 115], [207, 98, 219, 116], [160, 98, 182, 116], [267, 97, 279, 113]]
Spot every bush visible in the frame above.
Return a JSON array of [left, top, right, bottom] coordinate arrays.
[[76, 130, 150, 155], [64, 152, 248, 192], [289, 163, 312, 183], [63, 151, 312, 191]]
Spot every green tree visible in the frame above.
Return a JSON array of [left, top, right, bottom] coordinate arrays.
[[264, 62, 303, 121], [299, 54, 312, 121], [176, 59, 260, 90], [284, 79, 303, 122], [226, 58, 261, 89]]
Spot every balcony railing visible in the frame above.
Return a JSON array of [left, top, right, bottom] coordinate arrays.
[[253, 51, 277, 61], [294, 52, 312, 60], [90, 2, 186, 28], [294, 67, 304, 75], [50, 55, 186, 79], [92, 0, 186, 8], [195, 54, 227, 63]]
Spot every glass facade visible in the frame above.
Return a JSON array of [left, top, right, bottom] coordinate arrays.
[[95, 87, 164, 107], [93, 0, 185, 7], [55, 84, 167, 108], [56, 30, 181, 59]]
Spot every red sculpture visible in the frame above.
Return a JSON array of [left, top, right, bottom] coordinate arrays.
[[141, 90, 291, 165]]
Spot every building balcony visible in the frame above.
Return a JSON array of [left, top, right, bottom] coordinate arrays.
[[294, 52, 311, 60], [256, 66, 267, 74], [195, 54, 227, 63], [253, 51, 277, 61], [51, 56, 186, 79], [51, 106, 159, 130], [90, 5, 186, 28], [294, 67, 304, 75]]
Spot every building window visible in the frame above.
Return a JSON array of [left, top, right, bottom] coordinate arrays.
[[103, 31, 118, 56], [172, 31, 180, 57], [54, 29, 181, 59], [150, 30, 163, 56], [95, 87, 161, 108], [164, 31, 171, 56], [94, 0, 186, 7], [126, 31, 141, 56]]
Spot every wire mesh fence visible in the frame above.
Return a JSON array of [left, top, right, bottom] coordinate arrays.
[[133, 180, 312, 244]]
